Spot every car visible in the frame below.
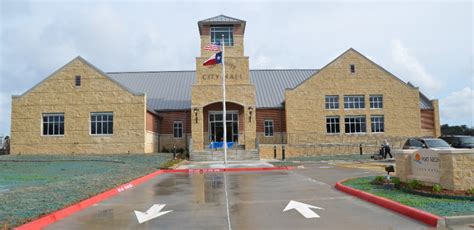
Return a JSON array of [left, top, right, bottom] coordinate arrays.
[[402, 137, 453, 150], [439, 135, 474, 149]]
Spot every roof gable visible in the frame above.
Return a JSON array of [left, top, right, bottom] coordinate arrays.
[[288, 48, 417, 91], [13, 56, 143, 98], [198, 15, 246, 34]]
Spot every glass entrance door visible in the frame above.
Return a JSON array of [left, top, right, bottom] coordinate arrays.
[[209, 112, 238, 143]]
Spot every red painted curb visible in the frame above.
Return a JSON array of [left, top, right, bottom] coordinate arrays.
[[15, 165, 293, 230], [335, 179, 442, 227]]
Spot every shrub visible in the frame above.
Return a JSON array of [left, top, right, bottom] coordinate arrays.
[[372, 176, 385, 185], [407, 179, 422, 190], [391, 177, 401, 186], [467, 188, 474, 195], [432, 184, 442, 193]]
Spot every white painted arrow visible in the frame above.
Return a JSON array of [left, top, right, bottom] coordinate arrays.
[[134, 204, 173, 224], [283, 200, 324, 218]]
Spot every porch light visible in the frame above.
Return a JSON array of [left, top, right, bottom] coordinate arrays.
[[193, 108, 199, 123], [248, 106, 253, 122]]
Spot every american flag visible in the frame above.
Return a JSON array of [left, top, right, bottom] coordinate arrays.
[[204, 42, 221, 51]]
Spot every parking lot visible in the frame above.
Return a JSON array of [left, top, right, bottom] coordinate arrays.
[[47, 162, 429, 229]]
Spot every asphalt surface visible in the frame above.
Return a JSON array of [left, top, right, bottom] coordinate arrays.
[[47, 162, 433, 230]]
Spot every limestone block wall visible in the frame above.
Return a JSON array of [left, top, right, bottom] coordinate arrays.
[[395, 149, 474, 191], [259, 144, 284, 160], [285, 49, 424, 154], [10, 57, 147, 154], [145, 131, 159, 153], [439, 150, 474, 190]]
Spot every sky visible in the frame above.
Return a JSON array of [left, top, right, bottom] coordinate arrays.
[[0, 0, 472, 136]]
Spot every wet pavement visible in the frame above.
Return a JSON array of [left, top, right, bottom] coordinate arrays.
[[47, 162, 431, 230]]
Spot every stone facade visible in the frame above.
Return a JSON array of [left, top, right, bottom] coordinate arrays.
[[9, 15, 442, 157], [284, 49, 433, 156], [396, 149, 474, 191], [10, 57, 147, 154], [191, 23, 256, 151]]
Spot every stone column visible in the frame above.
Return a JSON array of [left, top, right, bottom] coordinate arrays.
[[191, 107, 204, 151], [432, 99, 441, 137], [244, 106, 256, 149]]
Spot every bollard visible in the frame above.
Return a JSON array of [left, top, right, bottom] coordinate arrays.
[[173, 145, 177, 159], [359, 143, 363, 155], [282, 145, 286, 161], [274, 145, 277, 159]]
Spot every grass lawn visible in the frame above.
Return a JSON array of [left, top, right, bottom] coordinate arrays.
[[0, 153, 172, 228], [342, 176, 474, 217]]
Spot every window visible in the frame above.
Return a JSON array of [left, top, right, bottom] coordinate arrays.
[[75, 75, 81, 86], [325, 95, 339, 109], [173, 121, 183, 138], [211, 26, 234, 46], [344, 95, 365, 109], [370, 95, 383, 109], [91, 112, 113, 135], [371, 115, 384, 133], [350, 64, 355, 73], [42, 113, 64, 136], [264, 120, 274, 137], [326, 116, 340, 134], [344, 116, 366, 134]]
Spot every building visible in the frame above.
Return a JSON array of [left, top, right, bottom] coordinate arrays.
[[10, 15, 440, 157]]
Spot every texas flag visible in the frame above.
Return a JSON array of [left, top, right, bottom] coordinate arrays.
[[202, 52, 222, 66]]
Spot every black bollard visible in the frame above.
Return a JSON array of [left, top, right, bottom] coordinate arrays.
[[282, 145, 286, 161], [274, 145, 277, 159], [359, 143, 363, 155]]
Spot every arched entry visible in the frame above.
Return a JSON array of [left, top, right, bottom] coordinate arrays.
[[203, 101, 244, 147]]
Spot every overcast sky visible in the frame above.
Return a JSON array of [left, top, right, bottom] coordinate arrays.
[[0, 0, 472, 136]]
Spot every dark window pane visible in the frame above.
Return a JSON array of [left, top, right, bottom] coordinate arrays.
[[91, 122, 96, 134], [108, 122, 113, 134], [97, 122, 102, 134], [43, 123, 48, 135]]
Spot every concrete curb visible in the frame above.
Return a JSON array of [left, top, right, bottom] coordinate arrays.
[[444, 215, 474, 226], [15, 166, 293, 230], [335, 178, 442, 227]]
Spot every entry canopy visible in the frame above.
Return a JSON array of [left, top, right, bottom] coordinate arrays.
[[198, 15, 246, 34]]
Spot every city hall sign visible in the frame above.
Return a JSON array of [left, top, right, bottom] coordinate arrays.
[[201, 73, 243, 81]]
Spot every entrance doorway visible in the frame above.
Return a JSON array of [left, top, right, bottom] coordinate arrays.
[[209, 111, 239, 143]]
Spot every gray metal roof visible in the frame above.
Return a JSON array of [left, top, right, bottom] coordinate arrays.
[[419, 92, 434, 109], [198, 15, 245, 24], [108, 69, 432, 111], [108, 71, 195, 110], [198, 15, 246, 34], [250, 69, 318, 108]]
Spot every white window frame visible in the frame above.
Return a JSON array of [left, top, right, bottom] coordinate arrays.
[[325, 95, 339, 110], [344, 116, 366, 134], [371, 115, 384, 133], [326, 116, 340, 134], [90, 112, 114, 136], [344, 95, 365, 109], [173, 121, 183, 139], [42, 113, 65, 136], [264, 120, 274, 137], [210, 26, 234, 46], [369, 95, 383, 109]]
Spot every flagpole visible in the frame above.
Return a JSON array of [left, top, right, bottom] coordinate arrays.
[[221, 35, 228, 165]]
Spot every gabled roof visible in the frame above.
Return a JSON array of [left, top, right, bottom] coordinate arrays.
[[107, 67, 434, 111], [107, 69, 318, 110], [198, 15, 246, 34], [12, 56, 143, 98]]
